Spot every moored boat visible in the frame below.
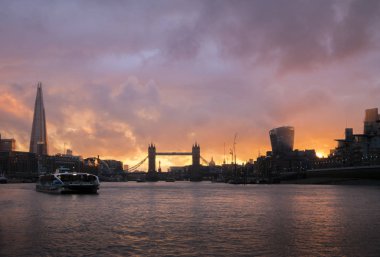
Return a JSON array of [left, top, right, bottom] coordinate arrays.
[[36, 167, 100, 194]]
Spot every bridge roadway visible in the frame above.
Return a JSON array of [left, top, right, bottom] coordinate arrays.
[[156, 152, 193, 156]]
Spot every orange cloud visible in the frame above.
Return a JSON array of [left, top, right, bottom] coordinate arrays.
[[0, 93, 32, 119]]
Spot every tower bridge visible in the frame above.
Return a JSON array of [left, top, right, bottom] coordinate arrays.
[[127, 143, 207, 181], [148, 143, 200, 172]]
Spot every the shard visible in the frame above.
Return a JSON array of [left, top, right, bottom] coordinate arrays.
[[29, 82, 48, 155]]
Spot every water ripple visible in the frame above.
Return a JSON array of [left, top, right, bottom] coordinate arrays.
[[1, 182, 380, 256]]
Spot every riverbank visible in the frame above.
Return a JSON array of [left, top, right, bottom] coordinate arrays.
[[281, 166, 380, 185], [281, 178, 380, 185]]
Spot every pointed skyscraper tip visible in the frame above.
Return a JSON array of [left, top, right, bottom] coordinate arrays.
[[29, 83, 48, 155]]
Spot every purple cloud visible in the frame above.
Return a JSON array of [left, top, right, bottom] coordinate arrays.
[[0, 0, 379, 169]]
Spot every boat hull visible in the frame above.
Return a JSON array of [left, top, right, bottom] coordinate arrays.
[[36, 184, 99, 194], [61, 184, 99, 194]]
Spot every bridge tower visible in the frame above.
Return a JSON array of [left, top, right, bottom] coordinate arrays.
[[192, 143, 200, 167], [148, 143, 156, 172], [190, 143, 201, 181]]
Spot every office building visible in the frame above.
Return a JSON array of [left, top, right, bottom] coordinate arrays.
[[269, 126, 295, 157]]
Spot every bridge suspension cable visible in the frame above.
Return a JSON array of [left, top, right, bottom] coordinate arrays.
[[200, 156, 209, 165], [128, 156, 148, 172]]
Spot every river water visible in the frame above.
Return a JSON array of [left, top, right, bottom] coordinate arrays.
[[1, 182, 380, 256]]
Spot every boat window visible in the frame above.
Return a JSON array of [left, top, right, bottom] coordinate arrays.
[[82, 174, 96, 182], [59, 174, 74, 182], [53, 174, 97, 183]]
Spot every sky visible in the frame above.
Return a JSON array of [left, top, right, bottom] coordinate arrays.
[[1, 0, 380, 170]]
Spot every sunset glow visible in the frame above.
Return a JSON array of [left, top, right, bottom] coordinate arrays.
[[316, 152, 326, 159], [1, 0, 379, 171]]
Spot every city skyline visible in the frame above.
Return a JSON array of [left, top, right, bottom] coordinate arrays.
[[1, 0, 380, 170]]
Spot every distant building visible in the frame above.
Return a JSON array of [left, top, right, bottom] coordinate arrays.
[[0, 134, 16, 152], [364, 108, 380, 135], [29, 82, 48, 155], [38, 154, 83, 174], [209, 157, 215, 166], [66, 149, 73, 156], [328, 108, 380, 167], [255, 126, 316, 178], [168, 166, 187, 180], [103, 160, 123, 173], [269, 126, 294, 157], [83, 157, 119, 175], [83, 157, 100, 175], [0, 151, 38, 179]]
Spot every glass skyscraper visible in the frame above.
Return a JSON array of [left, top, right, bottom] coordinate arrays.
[[269, 126, 294, 156], [29, 82, 48, 155]]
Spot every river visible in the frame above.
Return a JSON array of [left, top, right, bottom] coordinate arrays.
[[1, 182, 380, 256]]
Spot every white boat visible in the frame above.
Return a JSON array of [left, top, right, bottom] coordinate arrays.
[[36, 167, 100, 194]]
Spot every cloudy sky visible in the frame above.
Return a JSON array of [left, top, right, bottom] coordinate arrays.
[[1, 0, 379, 170]]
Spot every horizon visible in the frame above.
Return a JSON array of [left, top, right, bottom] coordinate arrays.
[[1, 83, 375, 170], [1, 0, 380, 170]]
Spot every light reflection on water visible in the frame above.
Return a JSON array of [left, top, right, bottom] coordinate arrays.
[[1, 182, 380, 256]]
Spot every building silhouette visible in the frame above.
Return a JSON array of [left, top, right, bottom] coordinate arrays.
[[254, 126, 316, 180], [0, 151, 38, 179], [328, 108, 380, 166], [364, 108, 380, 135], [269, 126, 294, 157], [0, 134, 16, 152], [29, 82, 48, 155]]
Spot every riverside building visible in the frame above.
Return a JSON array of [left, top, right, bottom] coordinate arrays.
[[325, 108, 380, 167]]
